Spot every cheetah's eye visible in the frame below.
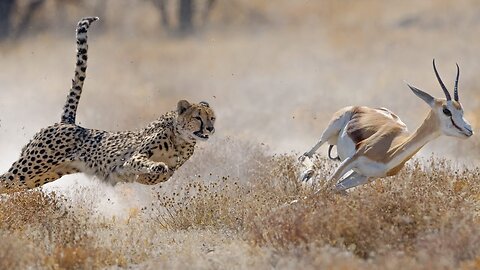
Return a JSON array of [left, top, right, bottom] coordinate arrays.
[[442, 108, 452, 117], [211, 117, 216, 121], [194, 116, 202, 121]]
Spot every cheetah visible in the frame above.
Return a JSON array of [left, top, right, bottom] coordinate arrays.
[[0, 17, 216, 192]]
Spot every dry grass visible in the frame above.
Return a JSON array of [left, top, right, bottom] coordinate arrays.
[[249, 158, 480, 256], [1, 142, 479, 269], [0, 189, 127, 269]]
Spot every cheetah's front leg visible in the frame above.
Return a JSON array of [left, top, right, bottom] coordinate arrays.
[[135, 171, 174, 185], [121, 154, 169, 175]]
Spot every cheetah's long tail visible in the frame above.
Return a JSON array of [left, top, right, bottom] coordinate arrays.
[[60, 17, 99, 125]]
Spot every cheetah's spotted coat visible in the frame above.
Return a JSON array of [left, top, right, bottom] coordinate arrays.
[[0, 17, 216, 191]]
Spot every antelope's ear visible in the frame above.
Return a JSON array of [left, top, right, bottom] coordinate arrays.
[[177, 100, 191, 115], [406, 83, 435, 107]]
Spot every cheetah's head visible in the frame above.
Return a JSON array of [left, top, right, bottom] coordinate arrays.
[[176, 100, 216, 141]]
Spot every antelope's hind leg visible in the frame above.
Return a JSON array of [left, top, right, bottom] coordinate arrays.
[[299, 155, 316, 182], [302, 107, 354, 158], [299, 107, 354, 182]]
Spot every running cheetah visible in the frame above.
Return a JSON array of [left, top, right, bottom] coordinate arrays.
[[0, 17, 216, 192]]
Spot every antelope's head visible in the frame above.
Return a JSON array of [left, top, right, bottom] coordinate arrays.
[[406, 59, 473, 139]]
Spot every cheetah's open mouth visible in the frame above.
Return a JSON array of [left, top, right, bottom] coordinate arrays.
[[194, 131, 209, 140]]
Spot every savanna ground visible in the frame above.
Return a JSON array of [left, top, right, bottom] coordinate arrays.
[[1, 0, 480, 269]]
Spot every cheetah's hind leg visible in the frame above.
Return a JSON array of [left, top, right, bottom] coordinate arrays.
[[0, 160, 79, 193]]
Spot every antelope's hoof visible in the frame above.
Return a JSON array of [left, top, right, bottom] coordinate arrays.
[[300, 169, 315, 182]]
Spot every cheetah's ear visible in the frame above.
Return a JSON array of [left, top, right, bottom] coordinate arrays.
[[177, 100, 191, 115]]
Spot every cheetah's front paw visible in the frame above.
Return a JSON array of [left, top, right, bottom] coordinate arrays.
[[150, 163, 169, 174]]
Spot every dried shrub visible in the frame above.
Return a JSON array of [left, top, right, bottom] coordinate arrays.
[[0, 189, 126, 269], [247, 157, 480, 263], [0, 139, 479, 269], [0, 233, 40, 269], [150, 151, 309, 231]]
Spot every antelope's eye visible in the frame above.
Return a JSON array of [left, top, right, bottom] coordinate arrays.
[[442, 108, 452, 116]]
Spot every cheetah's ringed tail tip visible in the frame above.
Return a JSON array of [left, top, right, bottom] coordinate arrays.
[[82, 17, 100, 22]]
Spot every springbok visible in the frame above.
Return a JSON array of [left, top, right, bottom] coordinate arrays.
[[299, 60, 473, 192]]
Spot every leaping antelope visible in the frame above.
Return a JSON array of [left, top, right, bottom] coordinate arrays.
[[299, 60, 473, 192]]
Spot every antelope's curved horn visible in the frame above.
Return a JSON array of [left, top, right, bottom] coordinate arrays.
[[433, 59, 451, 100], [454, 63, 460, 101]]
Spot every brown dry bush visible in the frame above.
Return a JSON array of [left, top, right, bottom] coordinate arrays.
[[0, 139, 479, 269], [0, 189, 125, 269], [0, 233, 40, 269], [246, 157, 480, 263], [150, 144, 480, 269], [150, 138, 311, 231], [153, 177, 248, 230], [0, 189, 65, 230]]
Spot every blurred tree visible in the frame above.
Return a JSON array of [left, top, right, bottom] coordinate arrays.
[[201, 0, 215, 26], [0, 0, 106, 41], [0, 0, 15, 40], [179, 0, 194, 33], [152, 0, 216, 35], [152, 0, 170, 28], [0, 0, 215, 40], [15, 0, 44, 38]]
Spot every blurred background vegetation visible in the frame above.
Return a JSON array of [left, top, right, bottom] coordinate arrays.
[[0, 0, 218, 39]]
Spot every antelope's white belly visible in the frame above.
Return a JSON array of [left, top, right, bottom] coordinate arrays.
[[336, 126, 356, 161]]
